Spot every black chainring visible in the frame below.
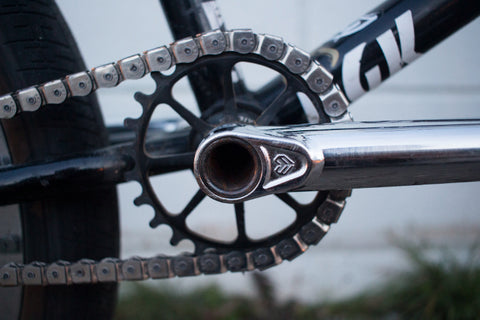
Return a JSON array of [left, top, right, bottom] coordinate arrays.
[[125, 52, 332, 254]]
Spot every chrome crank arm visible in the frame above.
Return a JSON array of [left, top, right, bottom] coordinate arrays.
[[194, 120, 480, 202]]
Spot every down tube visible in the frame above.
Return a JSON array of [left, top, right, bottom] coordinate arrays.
[[312, 0, 480, 103]]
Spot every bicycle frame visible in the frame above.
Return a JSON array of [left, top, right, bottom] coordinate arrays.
[[0, 0, 479, 205]]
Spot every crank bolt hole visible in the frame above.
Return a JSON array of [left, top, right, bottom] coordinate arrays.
[[201, 140, 261, 199]]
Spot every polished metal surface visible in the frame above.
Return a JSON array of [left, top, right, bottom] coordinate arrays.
[[198, 29, 227, 55], [66, 71, 94, 96], [302, 61, 333, 94], [282, 45, 311, 74], [0, 95, 16, 119], [257, 34, 285, 60], [300, 120, 480, 189], [42, 80, 67, 104], [320, 84, 349, 117], [194, 125, 315, 202], [228, 29, 256, 53], [93, 63, 121, 88], [118, 54, 147, 80], [144, 46, 173, 72], [194, 121, 480, 202], [17, 87, 42, 112], [171, 37, 199, 63]]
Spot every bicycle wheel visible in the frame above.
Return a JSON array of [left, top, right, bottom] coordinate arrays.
[[0, 1, 119, 318]]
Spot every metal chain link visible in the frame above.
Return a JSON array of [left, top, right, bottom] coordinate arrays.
[[0, 29, 349, 121], [1, 191, 347, 286], [0, 29, 351, 286]]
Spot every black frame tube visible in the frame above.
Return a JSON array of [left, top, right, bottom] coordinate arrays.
[[257, 0, 479, 106], [159, 0, 228, 112], [313, 0, 480, 102], [0, 145, 131, 206]]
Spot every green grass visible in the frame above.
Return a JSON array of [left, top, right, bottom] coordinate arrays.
[[114, 273, 318, 320], [322, 240, 480, 319], [115, 241, 480, 320]]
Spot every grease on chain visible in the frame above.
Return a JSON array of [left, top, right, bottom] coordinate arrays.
[[0, 29, 350, 286]]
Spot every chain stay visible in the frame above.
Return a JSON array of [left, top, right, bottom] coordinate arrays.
[[0, 29, 351, 286]]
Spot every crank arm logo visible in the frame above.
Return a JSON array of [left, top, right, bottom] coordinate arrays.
[[273, 154, 295, 175]]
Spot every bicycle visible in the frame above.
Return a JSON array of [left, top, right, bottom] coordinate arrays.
[[0, 0, 478, 318]]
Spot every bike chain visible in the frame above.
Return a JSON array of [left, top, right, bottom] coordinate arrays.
[[0, 29, 350, 286]]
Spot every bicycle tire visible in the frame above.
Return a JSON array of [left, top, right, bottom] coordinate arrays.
[[0, 1, 119, 319]]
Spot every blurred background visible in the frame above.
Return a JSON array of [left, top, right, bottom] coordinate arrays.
[[57, 0, 480, 309]]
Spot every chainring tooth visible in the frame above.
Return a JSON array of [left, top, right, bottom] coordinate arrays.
[[123, 170, 138, 183], [133, 91, 149, 105], [122, 29, 350, 267], [133, 193, 150, 206], [149, 216, 164, 228], [169, 230, 187, 246], [123, 117, 139, 130]]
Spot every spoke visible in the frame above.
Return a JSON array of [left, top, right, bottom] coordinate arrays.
[[255, 85, 295, 125], [178, 189, 206, 220], [220, 63, 237, 121], [147, 152, 195, 175], [167, 98, 213, 135], [276, 193, 301, 212], [234, 202, 248, 242]]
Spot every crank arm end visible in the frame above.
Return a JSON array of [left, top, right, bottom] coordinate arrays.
[[194, 120, 480, 203]]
